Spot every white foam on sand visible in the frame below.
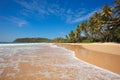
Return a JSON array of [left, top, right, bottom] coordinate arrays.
[[0, 43, 48, 46], [56, 45, 120, 72], [0, 43, 47, 56], [56, 45, 120, 75], [0, 43, 120, 80]]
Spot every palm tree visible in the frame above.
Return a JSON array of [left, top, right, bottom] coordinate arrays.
[[89, 17, 94, 41], [75, 25, 82, 42], [112, 0, 120, 42], [101, 5, 113, 21], [69, 30, 76, 43], [92, 12, 104, 41], [79, 21, 89, 39], [113, 0, 120, 27], [114, 0, 120, 17], [101, 5, 114, 42], [65, 1, 120, 43]]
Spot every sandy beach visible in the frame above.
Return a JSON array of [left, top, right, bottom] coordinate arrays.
[[0, 43, 120, 80], [55, 43, 120, 74]]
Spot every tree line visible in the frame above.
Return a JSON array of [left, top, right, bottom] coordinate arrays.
[[54, 0, 120, 43]]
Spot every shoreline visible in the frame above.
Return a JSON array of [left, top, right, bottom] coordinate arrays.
[[0, 43, 120, 79], [55, 43, 120, 75]]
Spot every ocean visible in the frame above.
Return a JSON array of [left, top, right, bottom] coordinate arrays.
[[0, 43, 120, 80]]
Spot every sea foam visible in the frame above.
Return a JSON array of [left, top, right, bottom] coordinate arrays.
[[0, 43, 119, 80]]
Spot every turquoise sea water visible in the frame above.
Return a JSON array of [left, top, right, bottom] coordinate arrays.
[[0, 42, 23, 44], [0, 42, 13, 44], [0, 42, 31, 44]]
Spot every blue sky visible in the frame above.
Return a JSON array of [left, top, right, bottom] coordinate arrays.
[[0, 0, 114, 42]]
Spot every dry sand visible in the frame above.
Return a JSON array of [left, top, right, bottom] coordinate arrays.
[[0, 43, 120, 80], [77, 43, 120, 55], [55, 43, 120, 74]]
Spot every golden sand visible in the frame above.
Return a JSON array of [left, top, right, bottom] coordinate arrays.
[[0, 43, 120, 80], [55, 43, 120, 74], [0, 46, 87, 80]]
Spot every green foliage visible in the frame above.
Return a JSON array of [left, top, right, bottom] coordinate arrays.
[[67, 0, 120, 43], [82, 40, 93, 43], [68, 30, 76, 43], [53, 37, 68, 43], [53, 0, 120, 43], [75, 25, 82, 42]]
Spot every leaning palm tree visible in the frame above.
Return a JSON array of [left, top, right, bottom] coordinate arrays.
[[75, 25, 82, 42], [101, 5, 114, 42], [113, 0, 120, 25], [89, 17, 95, 41], [101, 5, 113, 21], [114, 0, 120, 17], [112, 0, 120, 42], [101, 5, 114, 27], [92, 12, 104, 42], [80, 21, 89, 39], [69, 30, 76, 43]]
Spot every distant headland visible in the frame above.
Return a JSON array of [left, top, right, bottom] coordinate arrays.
[[14, 38, 52, 43]]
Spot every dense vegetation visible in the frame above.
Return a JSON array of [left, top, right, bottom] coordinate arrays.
[[54, 0, 120, 43], [14, 38, 52, 43]]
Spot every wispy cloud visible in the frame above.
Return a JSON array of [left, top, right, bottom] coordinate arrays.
[[15, 0, 58, 16], [69, 9, 100, 23], [60, 32, 65, 36], [14, 0, 100, 24], [0, 16, 28, 27], [10, 17, 28, 27]]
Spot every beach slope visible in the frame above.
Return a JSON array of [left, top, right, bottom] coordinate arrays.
[[55, 43, 120, 74]]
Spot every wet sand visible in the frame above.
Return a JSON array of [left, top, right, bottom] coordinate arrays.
[[0, 43, 120, 80], [55, 43, 120, 75]]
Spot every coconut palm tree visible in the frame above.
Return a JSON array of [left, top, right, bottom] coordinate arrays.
[[79, 21, 89, 39], [101, 5, 114, 42], [88, 17, 95, 41], [114, 0, 120, 17], [113, 0, 120, 27], [75, 25, 82, 42], [93, 12, 104, 41], [112, 0, 120, 42], [101, 5, 113, 21], [69, 30, 76, 43], [65, 1, 120, 43]]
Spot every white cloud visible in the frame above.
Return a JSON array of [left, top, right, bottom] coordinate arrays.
[[70, 9, 98, 23], [10, 16, 28, 27], [0, 16, 28, 27], [61, 32, 65, 35], [14, 0, 100, 24], [15, 0, 54, 15]]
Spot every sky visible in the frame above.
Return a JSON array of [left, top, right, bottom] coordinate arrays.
[[0, 0, 114, 42]]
